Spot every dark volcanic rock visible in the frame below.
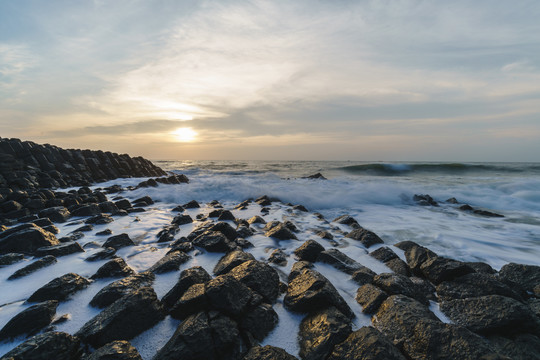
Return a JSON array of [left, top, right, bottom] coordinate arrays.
[[332, 215, 359, 227], [0, 300, 58, 341], [102, 233, 135, 250], [71, 204, 101, 217], [0, 223, 60, 255], [294, 240, 325, 262], [171, 214, 193, 226], [170, 283, 208, 319], [268, 248, 287, 266], [299, 306, 352, 360], [209, 222, 238, 241], [265, 222, 298, 240], [351, 266, 377, 285], [35, 241, 85, 258], [369, 247, 410, 276], [498, 262, 540, 293], [229, 260, 280, 303], [355, 283, 388, 314], [91, 257, 135, 279], [488, 333, 540, 360], [183, 200, 200, 209], [161, 266, 212, 309], [440, 295, 540, 335], [205, 275, 254, 316], [373, 273, 429, 305], [85, 214, 113, 225], [76, 287, 165, 348], [284, 264, 354, 318], [247, 215, 266, 224], [243, 345, 297, 360], [27, 273, 90, 302], [85, 247, 116, 262], [8, 255, 57, 280], [345, 228, 383, 248], [436, 273, 523, 301], [1, 331, 81, 360], [147, 250, 190, 274], [419, 256, 475, 285], [153, 311, 244, 360], [317, 248, 362, 274], [82, 340, 143, 360], [327, 326, 406, 360], [402, 242, 438, 273], [90, 271, 155, 308], [0, 252, 24, 266], [193, 231, 233, 252], [239, 302, 279, 341], [214, 250, 256, 276], [413, 194, 439, 206], [38, 206, 71, 223]]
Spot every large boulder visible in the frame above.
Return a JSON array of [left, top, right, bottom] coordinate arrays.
[[294, 240, 325, 262], [153, 311, 245, 360], [345, 228, 383, 248], [284, 264, 354, 318], [373, 273, 430, 305], [213, 250, 255, 276], [355, 283, 388, 314], [0, 331, 82, 360], [205, 275, 254, 316], [265, 222, 297, 240], [146, 250, 190, 274], [436, 273, 523, 301], [0, 300, 58, 341], [498, 263, 540, 293], [91, 257, 135, 279], [299, 306, 352, 360], [440, 295, 540, 336], [102, 233, 135, 250], [326, 327, 406, 360], [228, 260, 280, 303], [239, 302, 279, 342], [76, 287, 165, 348], [0, 223, 60, 255], [27, 273, 90, 302], [90, 271, 155, 308], [419, 256, 475, 285], [193, 231, 234, 252], [161, 266, 212, 309], [38, 206, 71, 223], [81, 340, 143, 360]]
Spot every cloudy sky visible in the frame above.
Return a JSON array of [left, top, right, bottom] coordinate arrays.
[[1, 0, 539, 161]]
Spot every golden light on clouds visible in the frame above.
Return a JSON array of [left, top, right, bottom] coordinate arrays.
[[171, 127, 197, 142]]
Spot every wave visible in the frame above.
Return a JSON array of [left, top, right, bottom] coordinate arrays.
[[336, 162, 540, 176]]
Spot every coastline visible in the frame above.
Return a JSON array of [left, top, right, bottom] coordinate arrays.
[[1, 139, 540, 359]]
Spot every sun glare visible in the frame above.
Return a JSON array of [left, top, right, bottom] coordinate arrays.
[[171, 127, 197, 142]]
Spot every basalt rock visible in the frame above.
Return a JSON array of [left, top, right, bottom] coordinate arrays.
[[82, 340, 143, 360], [193, 231, 234, 252], [239, 302, 279, 341], [369, 246, 410, 276], [8, 255, 57, 280], [214, 250, 256, 276], [317, 248, 362, 275], [0, 252, 24, 266], [161, 266, 212, 309], [488, 333, 540, 360], [299, 306, 352, 360], [294, 240, 325, 262], [243, 345, 297, 360], [0, 223, 60, 255], [0, 331, 82, 360], [229, 260, 280, 303], [91, 257, 135, 279], [265, 222, 297, 240], [268, 249, 287, 266], [171, 214, 193, 226], [327, 326, 406, 360], [373, 273, 430, 305], [35, 241, 85, 258], [498, 263, 540, 293], [102, 233, 135, 250], [85, 247, 116, 262], [90, 271, 155, 308], [356, 283, 388, 314], [332, 215, 360, 228], [27, 273, 90, 302], [345, 228, 384, 248], [146, 250, 190, 274], [38, 206, 71, 223], [76, 287, 165, 348], [350, 266, 377, 285], [0, 300, 58, 341], [436, 272, 523, 302]]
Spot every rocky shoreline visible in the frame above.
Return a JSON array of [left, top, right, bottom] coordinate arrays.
[[1, 139, 539, 360]]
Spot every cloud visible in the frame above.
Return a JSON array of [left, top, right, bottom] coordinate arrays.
[[49, 119, 187, 137]]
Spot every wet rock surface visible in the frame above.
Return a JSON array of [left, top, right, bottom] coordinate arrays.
[[8, 255, 57, 280], [327, 326, 406, 360], [1, 331, 82, 360], [27, 273, 91, 302], [0, 300, 58, 341], [81, 340, 143, 360], [90, 271, 155, 308]]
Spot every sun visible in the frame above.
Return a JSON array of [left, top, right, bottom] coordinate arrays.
[[171, 127, 197, 142]]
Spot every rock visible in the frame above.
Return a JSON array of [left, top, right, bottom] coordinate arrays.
[[303, 173, 327, 180], [350, 266, 377, 285], [27, 273, 90, 302], [498, 263, 540, 293], [183, 200, 200, 209], [247, 215, 266, 224], [147, 250, 190, 274], [171, 214, 193, 226], [208, 222, 238, 241], [413, 194, 439, 206], [95, 229, 112, 236], [369, 247, 410, 276], [35, 241, 85, 258], [243, 345, 297, 360], [419, 256, 475, 285], [76, 287, 165, 348], [102, 233, 135, 250], [373, 273, 429, 305], [82, 340, 143, 360], [133, 195, 154, 206], [268, 249, 287, 266], [214, 250, 256, 275], [161, 266, 212, 309], [488, 333, 540, 360], [317, 248, 362, 274], [0, 300, 58, 341], [154, 311, 244, 360], [375, 295, 498, 360], [403, 243, 438, 274], [0, 252, 24, 266], [193, 231, 233, 252], [98, 201, 119, 214], [473, 209, 504, 217], [265, 222, 297, 240], [436, 273, 523, 301], [292, 204, 309, 212], [255, 195, 272, 206], [38, 206, 71, 223], [440, 295, 540, 335], [239, 302, 279, 341], [114, 199, 132, 210], [59, 232, 84, 243], [356, 284, 388, 314], [172, 205, 184, 212], [327, 326, 406, 360], [345, 228, 384, 248], [156, 225, 179, 243], [85, 214, 114, 225], [0, 223, 60, 255], [229, 260, 280, 303], [217, 210, 236, 221], [205, 275, 254, 316], [169, 283, 208, 319], [284, 264, 354, 318], [85, 247, 116, 262], [8, 255, 57, 280], [466, 261, 496, 274], [332, 215, 359, 227], [294, 240, 325, 262], [91, 257, 135, 279], [71, 204, 101, 217], [1, 331, 82, 360], [299, 306, 352, 360], [90, 271, 155, 308]]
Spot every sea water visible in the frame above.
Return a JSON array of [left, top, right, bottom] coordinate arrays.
[[149, 160, 540, 269]]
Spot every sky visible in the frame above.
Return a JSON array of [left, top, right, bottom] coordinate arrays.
[[1, 0, 539, 161]]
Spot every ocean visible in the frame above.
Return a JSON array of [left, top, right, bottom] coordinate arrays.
[[151, 160, 540, 269]]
